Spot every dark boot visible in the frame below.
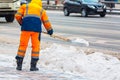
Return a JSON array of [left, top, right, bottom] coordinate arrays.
[[30, 58, 39, 71], [15, 56, 23, 71]]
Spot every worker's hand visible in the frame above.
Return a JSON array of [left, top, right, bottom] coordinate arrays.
[[19, 22, 22, 26], [18, 19, 22, 26], [47, 29, 53, 35]]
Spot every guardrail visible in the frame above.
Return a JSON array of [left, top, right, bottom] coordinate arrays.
[[43, 5, 63, 10], [101, 1, 120, 14], [102, 1, 120, 11]]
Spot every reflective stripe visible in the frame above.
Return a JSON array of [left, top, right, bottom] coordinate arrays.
[[18, 50, 26, 53], [31, 51, 39, 57], [40, 8, 44, 17], [17, 52, 25, 57], [43, 20, 49, 24], [24, 14, 40, 19], [26, 3, 29, 15], [17, 50, 26, 57], [32, 51, 39, 54], [31, 53, 39, 57], [16, 12, 23, 16]]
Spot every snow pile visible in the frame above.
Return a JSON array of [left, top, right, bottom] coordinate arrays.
[[0, 43, 120, 80], [40, 44, 120, 80]]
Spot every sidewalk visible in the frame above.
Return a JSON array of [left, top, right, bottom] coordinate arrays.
[[0, 53, 88, 80], [0, 66, 88, 80]]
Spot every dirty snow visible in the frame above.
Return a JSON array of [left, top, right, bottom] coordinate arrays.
[[0, 41, 120, 80], [40, 43, 120, 80]]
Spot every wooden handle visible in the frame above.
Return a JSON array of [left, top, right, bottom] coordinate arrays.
[[42, 31, 71, 42]]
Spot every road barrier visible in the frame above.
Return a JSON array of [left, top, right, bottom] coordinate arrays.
[[101, 1, 120, 14], [43, 5, 63, 10]]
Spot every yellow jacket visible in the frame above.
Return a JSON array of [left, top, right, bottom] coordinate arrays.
[[15, 0, 52, 32]]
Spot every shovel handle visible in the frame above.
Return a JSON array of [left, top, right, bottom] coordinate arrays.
[[42, 31, 70, 42]]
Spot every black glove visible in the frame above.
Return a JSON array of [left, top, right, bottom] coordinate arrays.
[[19, 22, 22, 26], [18, 19, 22, 26], [47, 29, 53, 35]]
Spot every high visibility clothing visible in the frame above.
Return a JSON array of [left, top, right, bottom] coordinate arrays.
[[15, 0, 52, 32], [17, 31, 40, 59], [15, 0, 53, 59]]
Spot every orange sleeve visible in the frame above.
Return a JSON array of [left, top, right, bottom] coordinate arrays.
[[15, 5, 25, 24], [41, 10, 52, 31]]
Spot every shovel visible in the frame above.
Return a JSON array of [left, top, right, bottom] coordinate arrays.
[[42, 31, 89, 46], [42, 31, 71, 42]]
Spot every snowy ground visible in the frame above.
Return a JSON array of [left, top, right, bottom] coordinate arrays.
[[0, 26, 120, 80], [0, 37, 120, 80]]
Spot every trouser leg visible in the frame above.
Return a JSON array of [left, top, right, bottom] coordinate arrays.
[[15, 31, 30, 70], [31, 32, 40, 60], [30, 32, 40, 71]]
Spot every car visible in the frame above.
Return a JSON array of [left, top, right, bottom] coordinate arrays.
[[63, 0, 106, 17], [0, 0, 20, 22]]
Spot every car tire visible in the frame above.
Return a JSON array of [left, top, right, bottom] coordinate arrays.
[[81, 9, 88, 17], [100, 13, 106, 17], [5, 15, 14, 22], [64, 8, 70, 16]]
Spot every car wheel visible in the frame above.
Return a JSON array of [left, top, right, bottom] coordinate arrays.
[[5, 15, 14, 22], [64, 8, 70, 16], [100, 13, 106, 17], [81, 9, 88, 17]]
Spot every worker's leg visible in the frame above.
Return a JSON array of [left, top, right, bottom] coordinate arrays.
[[30, 32, 40, 71], [15, 31, 31, 70]]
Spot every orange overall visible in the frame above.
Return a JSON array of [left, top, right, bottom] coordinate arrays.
[[15, 0, 53, 60]]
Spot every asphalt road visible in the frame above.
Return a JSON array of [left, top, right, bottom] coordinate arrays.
[[46, 10, 120, 53], [0, 10, 120, 53]]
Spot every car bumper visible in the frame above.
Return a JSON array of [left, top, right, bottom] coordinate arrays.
[[87, 8, 106, 15], [0, 10, 16, 17]]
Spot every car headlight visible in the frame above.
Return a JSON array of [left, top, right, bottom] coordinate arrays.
[[88, 5, 95, 9]]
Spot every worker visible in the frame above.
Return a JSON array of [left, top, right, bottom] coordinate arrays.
[[20, 0, 27, 5], [15, 0, 53, 71]]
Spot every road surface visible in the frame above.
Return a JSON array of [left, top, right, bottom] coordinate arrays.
[[0, 10, 120, 53]]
